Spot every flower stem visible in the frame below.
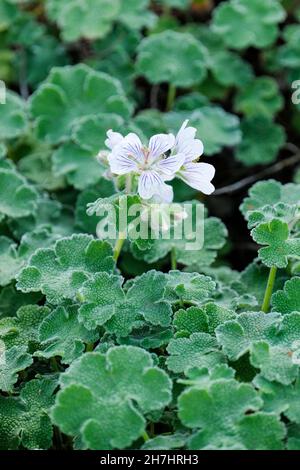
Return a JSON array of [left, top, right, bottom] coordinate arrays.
[[86, 342, 94, 352], [113, 235, 125, 262], [166, 83, 176, 111], [125, 173, 132, 193], [261, 266, 277, 313], [113, 174, 132, 263], [142, 430, 150, 442], [171, 247, 177, 270]]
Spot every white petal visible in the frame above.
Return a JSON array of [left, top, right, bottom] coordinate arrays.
[[180, 139, 204, 163], [108, 152, 138, 175], [105, 129, 124, 150], [156, 153, 185, 176], [148, 133, 175, 160], [174, 120, 204, 162], [108, 132, 144, 174], [156, 182, 174, 203], [176, 120, 197, 147], [138, 170, 162, 199], [117, 132, 144, 162], [179, 162, 215, 195]]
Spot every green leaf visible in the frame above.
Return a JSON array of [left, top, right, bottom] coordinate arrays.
[[46, 0, 120, 42], [212, 0, 286, 49], [174, 306, 209, 335], [52, 142, 102, 191], [37, 304, 97, 364], [132, 211, 227, 268], [240, 180, 300, 220], [18, 148, 65, 191], [165, 108, 241, 155], [51, 347, 172, 449], [251, 219, 300, 268], [30, 64, 132, 144], [210, 50, 254, 88], [136, 31, 207, 87], [16, 234, 114, 304], [216, 311, 280, 361], [0, 304, 50, 351], [166, 333, 225, 374], [250, 340, 298, 385], [272, 277, 300, 314], [0, 378, 56, 449], [218, 311, 300, 384], [9, 195, 75, 239], [247, 203, 299, 229], [236, 117, 285, 166], [191, 26, 254, 88], [0, 91, 28, 139], [178, 379, 262, 449], [142, 433, 187, 450], [0, 345, 32, 392], [133, 110, 167, 139], [0, 168, 38, 220], [79, 270, 172, 336], [164, 271, 215, 304], [236, 413, 285, 450], [234, 77, 283, 118], [276, 25, 300, 76], [254, 375, 300, 425], [119, 0, 156, 30], [52, 114, 124, 190], [0, 229, 59, 286], [78, 272, 125, 330]]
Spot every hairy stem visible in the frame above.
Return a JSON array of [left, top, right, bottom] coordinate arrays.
[[166, 83, 176, 111], [261, 266, 277, 313], [171, 247, 177, 270], [113, 174, 132, 262], [113, 235, 126, 262], [142, 430, 150, 442]]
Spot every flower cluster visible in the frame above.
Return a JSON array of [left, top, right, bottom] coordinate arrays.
[[102, 120, 215, 202]]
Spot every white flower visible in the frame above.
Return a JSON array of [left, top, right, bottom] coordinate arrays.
[[174, 120, 215, 195], [103, 120, 215, 201], [105, 130, 124, 150], [107, 131, 184, 201]]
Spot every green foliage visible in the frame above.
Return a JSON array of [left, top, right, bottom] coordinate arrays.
[[236, 118, 286, 166], [252, 219, 300, 268], [0, 168, 38, 220], [51, 347, 172, 449], [46, 0, 120, 42], [16, 235, 114, 304], [234, 77, 283, 118], [0, 91, 28, 139], [178, 375, 284, 449], [272, 278, 300, 314], [37, 304, 98, 364], [0, 378, 56, 449], [212, 0, 286, 49], [165, 108, 241, 156], [136, 31, 207, 87], [30, 65, 132, 144], [79, 270, 172, 336]]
